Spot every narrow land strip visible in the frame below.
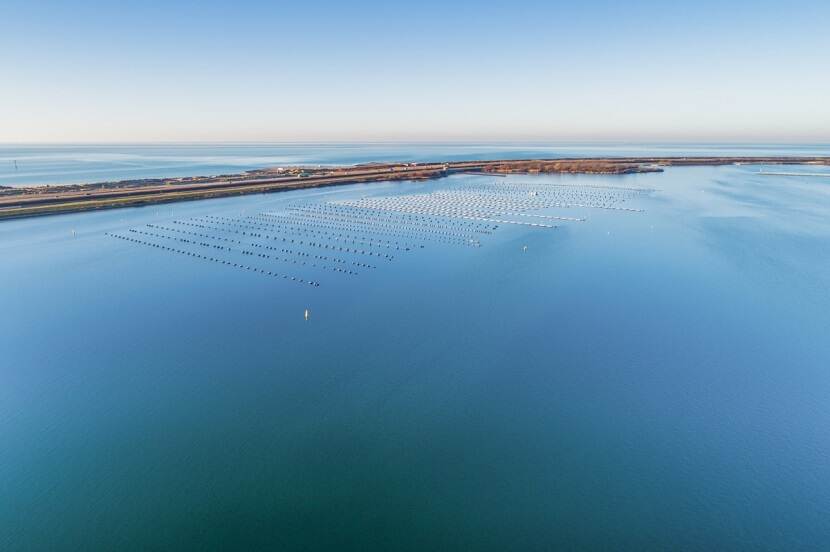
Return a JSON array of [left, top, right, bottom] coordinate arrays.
[[1, 157, 828, 220]]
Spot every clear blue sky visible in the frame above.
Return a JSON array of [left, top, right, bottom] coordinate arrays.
[[2, 0, 828, 142]]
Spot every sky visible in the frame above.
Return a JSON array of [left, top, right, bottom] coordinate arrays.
[[2, 0, 829, 143]]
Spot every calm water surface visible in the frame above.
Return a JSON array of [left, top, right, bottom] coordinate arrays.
[[1, 142, 829, 187], [1, 163, 829, 549]]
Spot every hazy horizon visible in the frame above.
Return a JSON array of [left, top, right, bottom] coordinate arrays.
[[3, 0, 829, 142], [3, 138, 830, 145]]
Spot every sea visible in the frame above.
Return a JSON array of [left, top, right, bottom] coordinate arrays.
[[1, 142, 830, 187], [2, 143, 830, 550]]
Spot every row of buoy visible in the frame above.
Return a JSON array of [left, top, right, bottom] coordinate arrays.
[[175, 219, 397, 259], [324, 181, 642, 231], [339, 198, 558, 229], [276, 212, 483, 245], [314, 205, 496, 235], [239, 248, 357, 275], [258, 208, 487, 247], [445, 193, 634, 212], [130, 228, 228, 252], [206, 214, 423, 250], [280, 209, 477, 237], [339, 192, 580, 222], [429, 190, 601, 211], [139, 225, 368, 275], [257, 212, 473, 248], [285, 204, 495, 233], [148, 223, 244, 245], [197, 216, 419, 252], [278, 246, 376, 269], [455, 182, 648, 210], [184, 218, 398, 261], [278, 207, 492, 239], [106, 233, 320, 287], [339, 195, 561, 218], [242, 241, 371, 271], [304, 202, 495, 232], [241, 240, 376, 269]]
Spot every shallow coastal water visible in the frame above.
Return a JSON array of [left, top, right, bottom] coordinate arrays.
[[2, 142, 830, 187], [2, 163, 830, 549]]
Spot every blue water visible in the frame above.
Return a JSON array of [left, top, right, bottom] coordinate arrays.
[[2, 157, 830, 549], [1, 142, 829, 187]]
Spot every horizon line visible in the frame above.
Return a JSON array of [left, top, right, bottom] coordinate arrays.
[[2, 139, 830, 146]]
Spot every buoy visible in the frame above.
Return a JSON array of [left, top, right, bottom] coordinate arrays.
[[522, 245, 527, 252], [304, 309, 310, 321]]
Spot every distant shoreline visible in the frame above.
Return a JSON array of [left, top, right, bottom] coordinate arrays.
[[1, 157, 828, 221]]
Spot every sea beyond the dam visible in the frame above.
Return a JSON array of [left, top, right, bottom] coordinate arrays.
[[2, 141, 830, 187], [2, 144, 830, 549]]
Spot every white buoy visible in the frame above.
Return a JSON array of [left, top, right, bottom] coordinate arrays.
[[304, 309, 310, 321], [522, 245, 527, 252]]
